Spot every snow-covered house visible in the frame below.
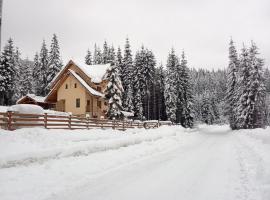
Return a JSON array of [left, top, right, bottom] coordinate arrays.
[[44, 60, 109, 117]]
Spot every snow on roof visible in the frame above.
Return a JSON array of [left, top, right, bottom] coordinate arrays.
[[68, 69, 104, 97], [75, 62, 110, 83], [17, 94, 46, 104]]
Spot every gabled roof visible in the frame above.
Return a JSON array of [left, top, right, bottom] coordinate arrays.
[[68, 69, 104, 97], [49, 60, 110, 88], [75, 63, 110, 83], [17, 94, 46, 104]]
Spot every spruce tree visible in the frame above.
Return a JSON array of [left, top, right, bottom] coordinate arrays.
[[122, 38, 134, 109], [13, 48, 22, 102], [225, 39, 239, 129], [0, 38, 16, 105], [164, 49, 178, 122], [244, 42, 266, 128], [179, 51, 194, 128], [38, 40, 49, 96], [32, 52, 41, 95], [102, 41, 110, 64], [235, 46, 251, 128], [47, 34, 62, 94], [93, 44, 103, 64], [85, 49, 92, 65], [116, 47, 123, 79], [104, 61, 124, 119], [108, 45, 116, 64]]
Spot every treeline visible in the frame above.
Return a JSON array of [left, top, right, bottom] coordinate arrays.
[[0, 35, 269, 129], [0, 34, 63, 105]]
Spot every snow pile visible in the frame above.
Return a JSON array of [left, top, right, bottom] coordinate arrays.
[[8, 104, 44, 115], [236, 127, 270, 199], [0, 126, 185, 168], [0, 105, 9, 112]]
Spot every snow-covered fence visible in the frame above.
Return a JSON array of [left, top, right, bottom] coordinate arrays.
[[0, 111, 166, 131]]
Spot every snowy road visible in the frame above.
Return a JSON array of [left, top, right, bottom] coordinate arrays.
[[0, 125, 269, 200]]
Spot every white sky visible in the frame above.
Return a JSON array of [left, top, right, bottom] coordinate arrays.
[[2, 0, 270, 69]]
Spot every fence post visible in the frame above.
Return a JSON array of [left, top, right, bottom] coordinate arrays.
[[122, 120, 125, 130], [68, 114, 71, 129], [7, 111, 12, 131], [112, 118, 115, 130], [87, 116, 89, 130], [44, 113, 48, 129]]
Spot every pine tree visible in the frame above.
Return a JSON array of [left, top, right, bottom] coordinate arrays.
[[244, 42, 266, 128], [13, 48, 22, 102], [122, 38, 134, 109], [0, 38, 16, 105], [104, 61, 124, 119], [225, 39, 239, 129], [108, 45, 116, 64], [38, 40, 49, 96], [93, 44, 103, 64], [164, 49, 178, 122], [85, 49, 92, 65], [179, 51, 194, 128], [155, 64, 167, 120], [235, 45, 252, 128], [201, 92, 215, 125], [116, 47, 123, 79], [102, 41, 110, 64], [32, 52, 41, 95], [47, 34, 62, 94], [19, 59, 34, 97]]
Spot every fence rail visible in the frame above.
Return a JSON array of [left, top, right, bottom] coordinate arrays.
[[0, 111, 167, 131]]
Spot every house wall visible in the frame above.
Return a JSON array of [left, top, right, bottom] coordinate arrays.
[[56, 75, 108, 117], [57, 76, 86, 115]]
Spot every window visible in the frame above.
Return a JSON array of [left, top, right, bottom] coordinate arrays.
[[97, 101, 101, 108], [104, 101, 107, 106], [87, 100, 90, 106], [65, 84, 68, 89], [74, 83, 77, 88], [97, 86, 101, 92], [76, 98, 80, 108]]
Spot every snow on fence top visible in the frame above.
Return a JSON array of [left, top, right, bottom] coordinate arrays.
[[8, 104, 44, 115], [76, 62, 110, 83]]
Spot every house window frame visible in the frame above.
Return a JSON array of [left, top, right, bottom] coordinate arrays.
[[76, 98, 80, 108], [97, 100, 101, 109], [74, 83, 77, 88], [65, 84, 68, 89]]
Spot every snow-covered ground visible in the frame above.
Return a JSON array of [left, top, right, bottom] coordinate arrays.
[[0, 125, 269, 200]]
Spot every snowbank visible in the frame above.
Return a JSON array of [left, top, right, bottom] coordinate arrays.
[[8, 104, 44, 115], [0, 126, 185, 168]]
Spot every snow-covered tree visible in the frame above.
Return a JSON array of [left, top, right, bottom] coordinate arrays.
[[235, 46, 252, 128], [108, 45, 116, 64], [0, 38, 16, 105], [164, 49, 178, 122], [18, 59, 34, 97], [225, 39, 239, 129], [38, 40, 49, 96], [93, 44, 103, 64], [102, 41, 110, 64], [104, 62, 124, 119], [179, 51, 194, 128], [85, 49, 92, 65], [32, 52, 41, 95], [47, 34, 62, 94], [239, 42, 267, 128], [122, 38, 133, 109]]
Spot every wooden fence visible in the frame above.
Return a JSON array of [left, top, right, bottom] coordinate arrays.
[[0, 111, 163, 131]]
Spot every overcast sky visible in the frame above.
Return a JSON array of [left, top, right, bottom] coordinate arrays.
[[2, 0, 270, 69]]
